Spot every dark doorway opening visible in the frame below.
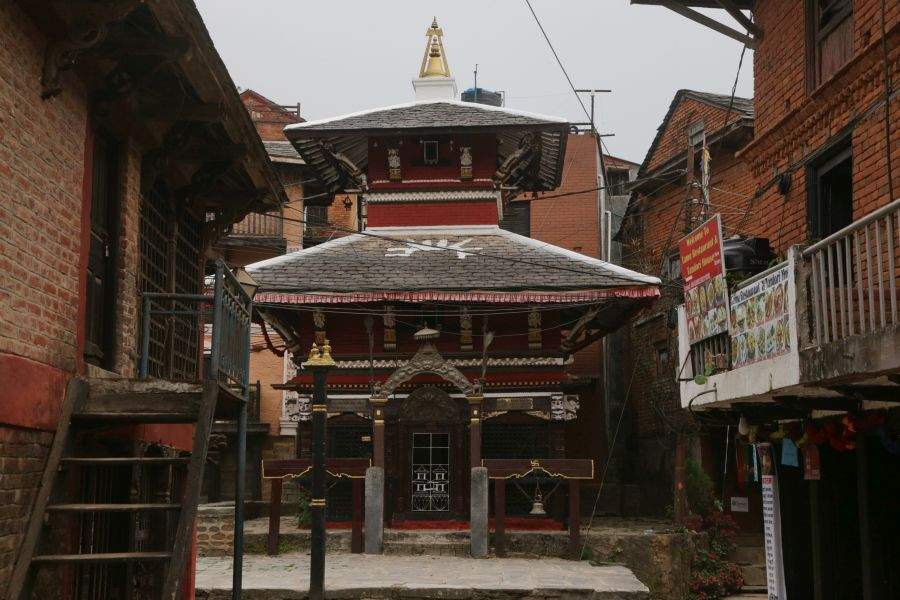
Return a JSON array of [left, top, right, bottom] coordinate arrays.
[[808, 143, 853, 242], [83, 133, 120, 369]]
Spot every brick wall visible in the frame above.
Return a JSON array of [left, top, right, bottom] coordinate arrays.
[[240, 89, 301, 142], [646, 98, 742, 174], [0, 0, 88, 375], [747, 0, 899, 232], [0, 425, 52, 597], [249, 346, 288, 434], [110, 143, 143, 378], [531, 133, 601, 257]]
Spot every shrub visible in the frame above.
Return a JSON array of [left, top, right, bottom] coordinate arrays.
[[683, 457, 744, 599], [297, 488, 311, 528]]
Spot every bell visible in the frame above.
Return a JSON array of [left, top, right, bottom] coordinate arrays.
[[529, 489, 547, 516]]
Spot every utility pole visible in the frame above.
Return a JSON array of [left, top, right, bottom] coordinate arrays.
[[575, 89, 612, 260], [302, 340, 336, 600]]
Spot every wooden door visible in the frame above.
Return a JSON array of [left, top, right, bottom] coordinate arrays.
[[84, 134, 119, 368]]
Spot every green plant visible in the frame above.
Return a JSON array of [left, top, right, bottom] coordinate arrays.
[[297, 488, 311, 528], [685, 458, 715, 517], [683, 459, 744, 599]]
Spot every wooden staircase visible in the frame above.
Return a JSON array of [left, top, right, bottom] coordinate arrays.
[[7, 376, 229, 600]]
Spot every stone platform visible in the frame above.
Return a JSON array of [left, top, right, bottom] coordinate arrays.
[[197, 513, 697, 598], [195, 553, 650, 599]]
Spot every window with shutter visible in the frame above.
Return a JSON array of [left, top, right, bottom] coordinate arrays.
[[807, 0, 853, 90]]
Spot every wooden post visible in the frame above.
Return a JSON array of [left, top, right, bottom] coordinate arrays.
[[857, 435, 874, 600], [568, 479, 581, 560], [684, 115, 697, 234], [351, 478, 363, 554], [232, 400, 247, 600], [468, 396, 483, 468], [308, 368, 329, 600], [809, 479, 825, 600], [370, 398, 387, 469], [267, 478, 283, 556], [494, 479, 506, 557]]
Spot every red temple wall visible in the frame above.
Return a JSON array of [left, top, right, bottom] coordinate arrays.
[[368, 134, 496, 185], [366, 200, 498, 227]]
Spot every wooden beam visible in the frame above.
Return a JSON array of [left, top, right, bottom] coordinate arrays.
[[659, 1, 759, 48], [829, 385, 900, 403], [171, 143, 247, 163], [195, 187, 270, 205], [774, 395, 861, 412], [715, 0, 763, 38], [95, 32, 190, 59], [140, 102, 225, 123]]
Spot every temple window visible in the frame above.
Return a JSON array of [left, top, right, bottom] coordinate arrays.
[[423, 140, 440, 165]]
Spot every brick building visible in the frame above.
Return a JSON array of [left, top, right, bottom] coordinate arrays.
[[0, 1, 283, 597], [617, 89, 756, 514], [633, 1, 899, 598]]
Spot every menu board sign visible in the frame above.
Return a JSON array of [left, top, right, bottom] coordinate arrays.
[[729, 265, 791, 368], [758, 443, 788, 600], [679, 215, 729, 344]]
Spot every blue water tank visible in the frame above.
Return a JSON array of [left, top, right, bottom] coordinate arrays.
[[461, 87, 503, 107]]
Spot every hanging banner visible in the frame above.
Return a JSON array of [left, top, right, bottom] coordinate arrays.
[[803, 444, 821, 480], [729, 265, 791, 368], [679, 215, 729, 344], [758, 443, 788, 600]]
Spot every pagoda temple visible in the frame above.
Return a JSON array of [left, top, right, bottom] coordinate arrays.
[[250, 20, 660, 520]]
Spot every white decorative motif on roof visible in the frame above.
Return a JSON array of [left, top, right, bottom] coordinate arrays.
[[385, 238, 483, 259]]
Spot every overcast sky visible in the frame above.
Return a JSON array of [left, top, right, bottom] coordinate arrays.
[[195, 0, 753, 164]]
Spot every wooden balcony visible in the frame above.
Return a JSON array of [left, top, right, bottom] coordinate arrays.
[[220, 210, 286, 252], [678, 198, 900, 411]]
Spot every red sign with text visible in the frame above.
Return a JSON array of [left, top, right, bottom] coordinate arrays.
[[679, 215, 725, 288], [680, 215, 729, 344]]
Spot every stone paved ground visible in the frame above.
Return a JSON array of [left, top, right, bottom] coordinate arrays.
[[195, 553, 650, 599]]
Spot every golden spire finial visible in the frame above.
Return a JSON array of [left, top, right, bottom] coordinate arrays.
[[419, 18, 451, 78]]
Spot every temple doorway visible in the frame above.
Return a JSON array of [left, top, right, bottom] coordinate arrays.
[[395, 386, 467, 519], [411, 432, 450, 512]]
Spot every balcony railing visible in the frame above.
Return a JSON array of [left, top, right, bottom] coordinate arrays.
[[679, 199, 900, 408], [139, 260, 252, 399], [230, 209, 283, 238], [804, 198, 900, 346]]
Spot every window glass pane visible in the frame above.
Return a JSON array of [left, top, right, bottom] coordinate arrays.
[[432, 448, 449, 465]]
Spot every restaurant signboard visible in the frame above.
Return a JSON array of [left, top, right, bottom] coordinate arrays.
[[679, 215, 729, 344], [729, 264, 791, 368]]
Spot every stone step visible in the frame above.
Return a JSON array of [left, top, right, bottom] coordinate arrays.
[[383, 539, 470, 557], [730, 544, 766, 565], [741, 564, 768, 587]]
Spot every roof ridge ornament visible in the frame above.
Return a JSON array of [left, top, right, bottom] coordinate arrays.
[[419, 18, 451, 78]]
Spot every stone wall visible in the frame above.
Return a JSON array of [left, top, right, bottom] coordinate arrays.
[[197, 503, 236, 557]]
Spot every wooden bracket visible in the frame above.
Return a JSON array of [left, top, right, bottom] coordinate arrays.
[[657, 1, 760, 48], [40, 0, 143, 98]]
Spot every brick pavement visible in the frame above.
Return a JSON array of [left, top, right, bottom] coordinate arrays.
[[195, 553, 650, 599]]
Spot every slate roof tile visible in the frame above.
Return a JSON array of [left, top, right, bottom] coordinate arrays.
[[248, 226, 659, 295]]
